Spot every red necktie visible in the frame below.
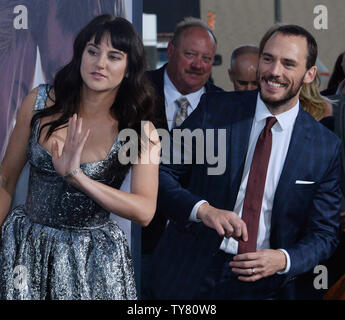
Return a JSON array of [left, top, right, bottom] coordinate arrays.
[[237, 116, 277, 254]]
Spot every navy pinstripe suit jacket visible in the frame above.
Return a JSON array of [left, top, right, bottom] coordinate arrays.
[[150, 89, 342, 299]]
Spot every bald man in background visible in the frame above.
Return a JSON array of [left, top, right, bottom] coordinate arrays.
[[228, 45, 259, 91]]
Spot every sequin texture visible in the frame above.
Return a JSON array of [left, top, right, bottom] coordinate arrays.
[[0, 84, 136, 300]]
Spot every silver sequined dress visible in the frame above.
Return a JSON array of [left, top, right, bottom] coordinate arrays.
[[0, 84, 137, 300]]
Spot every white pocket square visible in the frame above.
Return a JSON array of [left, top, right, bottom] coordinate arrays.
[[295, 180, 315, 184]]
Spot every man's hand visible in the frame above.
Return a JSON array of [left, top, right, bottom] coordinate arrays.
[[197, 203, 248, 241], [229, 249, 287, 282]]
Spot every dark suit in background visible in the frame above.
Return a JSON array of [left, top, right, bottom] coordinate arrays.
[[319, 94, 345, 299], [140, 18, 222, 299], [142, 64, 222, 256]]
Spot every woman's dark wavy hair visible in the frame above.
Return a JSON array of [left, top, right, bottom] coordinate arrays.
[[327, 52, 345, 89], [31, 14, 155, 155]]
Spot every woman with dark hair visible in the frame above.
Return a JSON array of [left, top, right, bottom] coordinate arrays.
[[321, 51, 345, 96], [0, 0, 126, 161], [0, 14, 160, 300], [328, 52, 345, 88]]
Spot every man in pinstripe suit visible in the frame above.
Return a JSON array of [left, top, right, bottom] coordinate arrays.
[[148, 24, 342, 300]]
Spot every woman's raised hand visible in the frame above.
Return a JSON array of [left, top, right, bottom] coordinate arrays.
[[52, 114, 90, 178]]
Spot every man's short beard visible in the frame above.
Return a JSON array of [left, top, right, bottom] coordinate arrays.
[[258, 75, 305, 109]]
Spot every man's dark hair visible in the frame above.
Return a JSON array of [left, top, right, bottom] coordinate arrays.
[[259, 24, 318, 70]]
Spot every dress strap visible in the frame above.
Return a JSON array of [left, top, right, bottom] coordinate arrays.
[[32, 84, 51, 139], [34, 84, 51, 111]]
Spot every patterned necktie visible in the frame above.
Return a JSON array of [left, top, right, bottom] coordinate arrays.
[[174, 97, 190, 127], [237, 116, 277, 254]]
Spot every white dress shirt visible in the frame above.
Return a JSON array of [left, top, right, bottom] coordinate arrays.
[[191, 93, 300, 273], [164, 70, 205, 131]]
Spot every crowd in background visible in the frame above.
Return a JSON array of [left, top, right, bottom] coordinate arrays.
[[0, 9, 345, 300]]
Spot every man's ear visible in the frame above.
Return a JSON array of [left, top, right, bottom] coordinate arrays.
[[228, 68, 234, 83], [303, 65, 317, 84], [167, 42, 174, 60]]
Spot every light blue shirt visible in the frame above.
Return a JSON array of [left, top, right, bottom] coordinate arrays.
[[164, 69, 205, 130]]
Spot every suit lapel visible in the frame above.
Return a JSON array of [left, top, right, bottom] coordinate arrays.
[[205, 81, 222, 93], [149, 65, 169, 131], [227, 92, 257, 209], [271, 107, 312, 226]]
